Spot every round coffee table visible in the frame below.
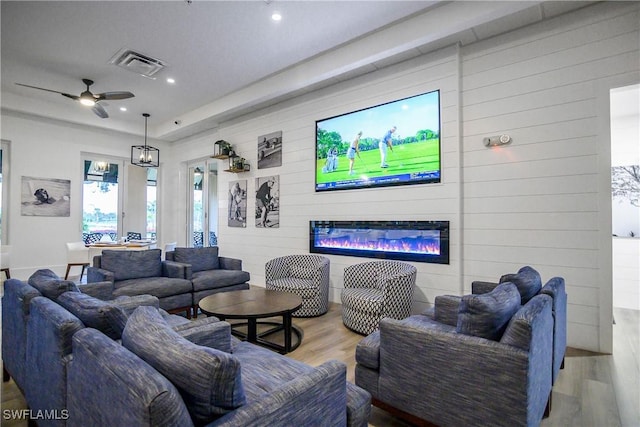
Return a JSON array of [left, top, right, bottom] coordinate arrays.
[[198, 288, 303, 354]]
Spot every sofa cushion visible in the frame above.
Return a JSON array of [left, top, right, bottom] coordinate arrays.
[[101, 249, 163, 281], [191, 269, 250, 292], [173, 247, 219, 273], [456, 282, 521, 341], [122, 307, 245, 424], [499, 266, 542, 304], [112, 277, 193, 298], [28, 269, 79, 299], [57, 291, 128, 339]]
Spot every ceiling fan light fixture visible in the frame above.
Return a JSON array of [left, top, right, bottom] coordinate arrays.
[[79, 96, 95, 106]]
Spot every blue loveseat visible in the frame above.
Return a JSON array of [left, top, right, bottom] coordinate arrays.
[[355, 283, 554, 427]]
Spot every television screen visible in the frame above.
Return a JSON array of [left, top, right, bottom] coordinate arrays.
[[315, 90, 440, 192]]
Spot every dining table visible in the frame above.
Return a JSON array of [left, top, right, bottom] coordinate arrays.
[[86, 240, 157, 259]]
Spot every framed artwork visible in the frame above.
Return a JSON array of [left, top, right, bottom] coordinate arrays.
[[257, 131, 282, 169], [21, 176, 71, 217], [228, 179, 247, 228], [255, 175, 279, 228]]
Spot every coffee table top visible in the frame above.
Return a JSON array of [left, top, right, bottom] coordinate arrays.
[[198, 288, 302, 319]]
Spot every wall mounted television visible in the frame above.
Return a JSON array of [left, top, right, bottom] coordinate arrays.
[[309, 220, 449, 264], [315, 90, 440, 192]]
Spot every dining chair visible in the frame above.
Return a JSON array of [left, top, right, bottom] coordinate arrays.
[[65, 242, 90, 280], [127, 232, 142, 241], [193, 231, 204, 248], [164, 242, 177, 256], [85, 233, 103, 244], [208, 232, 218, 247]]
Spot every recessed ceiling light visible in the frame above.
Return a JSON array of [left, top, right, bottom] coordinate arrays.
[[166, 77, 176, 84], [120, 107, 127, 112], [271, 12, 282, 21]]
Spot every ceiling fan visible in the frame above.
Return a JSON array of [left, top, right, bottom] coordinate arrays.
[[15, 78, 134, 118]]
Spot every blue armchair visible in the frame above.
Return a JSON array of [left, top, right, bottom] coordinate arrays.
[[472, 265, 567, 384], [166, 247, 250, 310], [355, 283, 554, 427], [88, 249, 193, 317]]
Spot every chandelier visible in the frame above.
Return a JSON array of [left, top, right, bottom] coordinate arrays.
[[131, 113, 159, 167]]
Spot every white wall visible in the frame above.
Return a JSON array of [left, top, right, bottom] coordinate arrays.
[[459, 3, 639, 352], [2, 2, 638, 352], [0, 112, 170, 278], [163, 46, 462, 313]]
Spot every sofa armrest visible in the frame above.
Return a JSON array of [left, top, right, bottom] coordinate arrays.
[[172, 317, 232, 353], [162, 260, 190, 279], [78, 281, 114, 300], [87, 267, 114, 284], [471, 280, 499, 295], [355, 330, 380, 370], [219, 256, 242, 271], [212, 359, 348, 427]]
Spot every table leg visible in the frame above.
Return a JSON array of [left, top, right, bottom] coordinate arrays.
[[247, 318, 258, 343], [283, 313, 292, 352]]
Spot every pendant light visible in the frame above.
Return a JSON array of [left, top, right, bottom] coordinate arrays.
[[131, 113, 159, 167]]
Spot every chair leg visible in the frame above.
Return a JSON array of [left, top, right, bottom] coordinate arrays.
[[64, 264, 72, 280], [3, 365, 10, 382], [560, 356, 565, 369], [544, 392, 552, 418], [1, 268, 10, 280]]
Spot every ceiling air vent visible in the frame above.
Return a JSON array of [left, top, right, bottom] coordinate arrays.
[[109, 48, 167, 78]]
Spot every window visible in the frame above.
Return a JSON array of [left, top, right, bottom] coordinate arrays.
[[83, 159, 120, 242]]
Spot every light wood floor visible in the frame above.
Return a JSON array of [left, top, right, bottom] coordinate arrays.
[[2, 301, 638, 426]]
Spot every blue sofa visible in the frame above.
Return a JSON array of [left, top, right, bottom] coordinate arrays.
[[3, 270, 372, 427], [471, 265, 567, 384], [355, 283, 554, 427], [67, 306, 372, 426], [88, 249, 194, 317], [3, 270, 215, 427]]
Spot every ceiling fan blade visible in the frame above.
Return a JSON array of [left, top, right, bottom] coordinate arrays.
[[92, 103, 109, 119], [61, 93, 80, 101], [15, 82, 66, 95], [95, 91, 134, 101]]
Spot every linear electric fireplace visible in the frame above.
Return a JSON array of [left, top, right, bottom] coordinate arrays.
[[309, 220, 449, 264]]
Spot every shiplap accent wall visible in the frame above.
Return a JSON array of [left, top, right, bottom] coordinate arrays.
[[165, 2, 639, 352], [460, 2, 639, 352], [167, 47, 462, 314]]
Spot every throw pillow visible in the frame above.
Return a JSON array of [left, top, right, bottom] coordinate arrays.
[[173, 247, 220, 272], [499, 266, 542, 304], [434, 295, 461, 326], [28, 269, 79, 299], [122, 307, 245, 424], [57, 291, 128, 339], [456, 282, 521, 341], [101, 249, 163, 281]]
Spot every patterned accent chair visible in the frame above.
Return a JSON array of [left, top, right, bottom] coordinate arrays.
[[341, 260, 417, 335], [265, 255, 330, 317]]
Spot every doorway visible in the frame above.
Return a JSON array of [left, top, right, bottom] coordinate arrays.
[[610, 84, 640, 312], [187, 160, 219, 247]]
